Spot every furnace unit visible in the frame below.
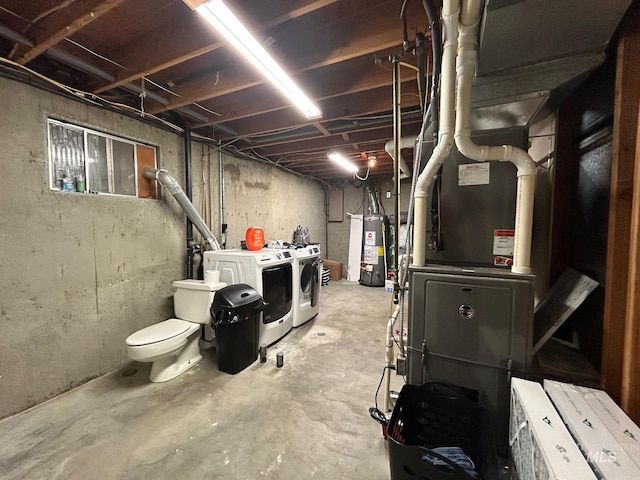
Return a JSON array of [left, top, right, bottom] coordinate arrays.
[[407, 265, 534, 449], [407, 129, 536, 450]]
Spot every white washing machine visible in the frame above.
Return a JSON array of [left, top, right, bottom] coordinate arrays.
[[290, 245, 321, 327], [203, 249, 293, 346]]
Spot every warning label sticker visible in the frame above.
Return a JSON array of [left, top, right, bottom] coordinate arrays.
[[458, 163, 490, 186], [364, 231, 376, 246], [363, 245, 378, 264], [493, 229, 515, 255]]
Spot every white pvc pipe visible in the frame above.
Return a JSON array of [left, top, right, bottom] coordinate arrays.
[[382, 252, 416, 412], [384, 306, 399, 413], [412, 0, 460, 266], [454, 0, 536, 274], [460, 0, 482, 26]]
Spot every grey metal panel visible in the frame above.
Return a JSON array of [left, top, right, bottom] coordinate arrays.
[[478, 0, 632, 75], [425, 281, 514, 365], [407, 265, 535, 449], [424, 128, 528, 267]]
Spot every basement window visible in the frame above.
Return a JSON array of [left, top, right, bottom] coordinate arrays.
[[47, 119, 157, 199]]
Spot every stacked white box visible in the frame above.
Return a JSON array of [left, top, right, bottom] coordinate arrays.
[[577, 385, 640, 470], [510, 378, 597, 480], [544, 380, 640, 479]]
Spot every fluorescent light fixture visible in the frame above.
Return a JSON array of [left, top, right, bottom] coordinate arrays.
[[194, 0, 322, 119], [328, 152, 359, 173]]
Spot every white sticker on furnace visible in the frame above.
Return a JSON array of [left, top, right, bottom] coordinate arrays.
[[458, 163, 490, 186], [493, 229, 515, 255], [364, 231, 376, 246]]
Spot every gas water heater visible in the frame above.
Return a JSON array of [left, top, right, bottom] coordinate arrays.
[[359, 214, 390, 287], [359, 187, 390, 287]]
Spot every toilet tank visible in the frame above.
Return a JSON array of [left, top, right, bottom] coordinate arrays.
[[172, 279, 227, 324]]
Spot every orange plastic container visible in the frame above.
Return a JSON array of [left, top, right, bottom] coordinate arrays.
[[245, 227, 265, 251]]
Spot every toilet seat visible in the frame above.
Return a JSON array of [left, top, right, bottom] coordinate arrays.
[[126, 319, 200, 362], [126, 318, 194, 346]]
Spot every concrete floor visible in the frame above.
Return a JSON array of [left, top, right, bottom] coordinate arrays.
[[0, 280, 404, 480]]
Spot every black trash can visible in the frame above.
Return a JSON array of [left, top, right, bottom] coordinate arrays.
[[210, 284, 265, 374], [387, 382, 499, 480]]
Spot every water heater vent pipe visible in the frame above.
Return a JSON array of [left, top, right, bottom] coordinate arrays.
[[143, 167, 220, 251]]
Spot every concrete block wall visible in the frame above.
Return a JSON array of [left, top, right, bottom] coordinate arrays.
[[0, 76, 326, 420]]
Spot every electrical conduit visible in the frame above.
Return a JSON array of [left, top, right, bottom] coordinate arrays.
[[454, 0, 536, 274], [143, 167, 221, 251], [412, 0, 460, 267]]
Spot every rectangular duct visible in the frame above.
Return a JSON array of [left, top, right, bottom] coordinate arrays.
[[470, 0, 633, 124]]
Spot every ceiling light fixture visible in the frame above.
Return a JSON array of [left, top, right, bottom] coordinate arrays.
[[186, 0, 322, 120], [327, 152, 359, 173]]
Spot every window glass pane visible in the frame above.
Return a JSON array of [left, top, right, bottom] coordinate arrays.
[[112, 140, 136, 196], [48, 122, 84, 190], [47, 118, 155, 198], [87, 133, 108, 193]]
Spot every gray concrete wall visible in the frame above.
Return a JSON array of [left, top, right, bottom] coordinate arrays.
[[0, 77, 326, 420], [190, 143, 325, 250], [325, 178, 412, 268]]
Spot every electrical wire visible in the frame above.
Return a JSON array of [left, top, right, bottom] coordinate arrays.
[[0, 56, 186, 135], [225, 144, 331, 188], [64, 38, 128, 70], [369, 365, 395, 426], [143, 76, 181, 97], [7, 1, 78, 58], [0, 53, 332, 193], [354, 166, 370, 181], [194, 102, 222, 116], [244, 125, 308, 138]]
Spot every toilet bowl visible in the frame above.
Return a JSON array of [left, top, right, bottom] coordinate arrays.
[[125, 275, 226, 382], [126, 319, 202, 382]]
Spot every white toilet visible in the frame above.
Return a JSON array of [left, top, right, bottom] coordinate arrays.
[[126, 277, 226, 382]]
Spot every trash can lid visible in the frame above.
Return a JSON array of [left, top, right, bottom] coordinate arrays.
[[211, 283, 263, 309]]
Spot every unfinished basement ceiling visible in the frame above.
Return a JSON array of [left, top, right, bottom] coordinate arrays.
[[0, 0, 427, 183], [0, 0, 631, 183]]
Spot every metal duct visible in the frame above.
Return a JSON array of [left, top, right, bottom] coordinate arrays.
[[143, 167, 220, 251], [470, 0, 633, 124], [385, 137, 414, 178], [479, 0, 631, 75]]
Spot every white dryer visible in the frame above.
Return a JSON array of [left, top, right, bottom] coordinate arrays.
[[290, 245, 321, 327], [203, 249, 293, 347]]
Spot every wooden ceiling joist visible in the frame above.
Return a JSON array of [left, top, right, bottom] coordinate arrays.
[[13, 0, 127, 65], [147, 0, 416, 114], [93, 0, 338, 94]]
